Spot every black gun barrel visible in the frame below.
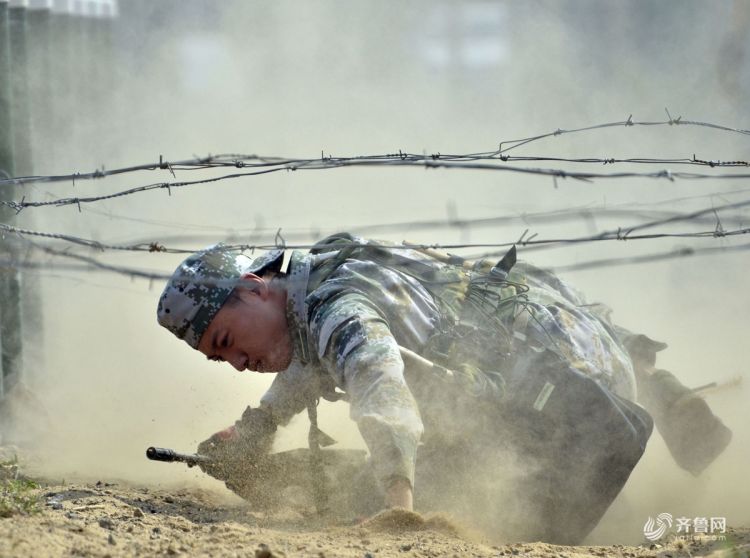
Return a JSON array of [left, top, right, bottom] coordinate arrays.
[[146, 446, 209, 468]]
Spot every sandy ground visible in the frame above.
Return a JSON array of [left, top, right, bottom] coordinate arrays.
[[0, 479, 747, 558]]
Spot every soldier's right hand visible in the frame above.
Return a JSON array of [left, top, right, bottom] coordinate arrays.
[[195, 407, 277, 483], [198, 425, 239, 454], [196, 426, 242, 480]]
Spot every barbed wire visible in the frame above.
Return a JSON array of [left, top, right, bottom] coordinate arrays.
[[5, 151, 750, 189], [2, 113, 750, 212], [4, 111, 750, 186], [0, 223, 189, 253], [466, 197, 750, 258], [5, 161, 750, 214], [6, 232, 748, 285], [494, 109, 750, 154], [1, 215, 747, 291], [2, 195, 747, 257], [23, 241, 175, 281], [102, 206, 749, 250], [73, 183, 750, 238], [552, 242, 750, 273], [12, 267, 156, 297]]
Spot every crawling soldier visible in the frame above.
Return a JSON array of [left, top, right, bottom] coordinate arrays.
[[156, 233, 730, 543]]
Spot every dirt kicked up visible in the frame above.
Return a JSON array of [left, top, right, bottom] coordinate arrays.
[[0, 479, 747, 558]]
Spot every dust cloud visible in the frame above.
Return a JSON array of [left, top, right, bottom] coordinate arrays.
[[3, 0, 748, 545]]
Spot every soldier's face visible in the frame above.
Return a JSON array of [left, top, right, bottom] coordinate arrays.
[[197, 275, 292, 373]]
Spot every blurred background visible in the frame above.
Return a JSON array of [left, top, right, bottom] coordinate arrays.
[[0, 0, 748, 544]]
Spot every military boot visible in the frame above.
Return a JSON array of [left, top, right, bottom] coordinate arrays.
[[625, 334, 732, 476]]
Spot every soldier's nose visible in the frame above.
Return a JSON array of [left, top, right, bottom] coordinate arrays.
[[229, 354, 247, 371]]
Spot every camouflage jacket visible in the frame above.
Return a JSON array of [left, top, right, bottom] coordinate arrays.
[[259, 238, 636, 489]]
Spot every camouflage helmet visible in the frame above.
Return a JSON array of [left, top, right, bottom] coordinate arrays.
[[157, 244, 284, 349]]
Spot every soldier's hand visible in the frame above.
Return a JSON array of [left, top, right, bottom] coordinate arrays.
[[195, 407, 277, 483], [197, 425, 238, 456], [196, 426, 243, 480], [384, 477, 413, 511]]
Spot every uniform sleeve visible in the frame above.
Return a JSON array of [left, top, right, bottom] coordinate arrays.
[[259, 361, 319, 427], [310, 292, 424, 489]]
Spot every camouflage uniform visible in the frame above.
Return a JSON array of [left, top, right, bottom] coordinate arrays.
[[157, 237, 651, 543], [256, 237, 640, 493]]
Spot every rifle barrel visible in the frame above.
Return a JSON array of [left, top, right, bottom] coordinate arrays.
[[146, 446, 209, 468]]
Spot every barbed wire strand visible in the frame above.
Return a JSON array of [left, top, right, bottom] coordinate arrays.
[[494, 110, 750, 155], [467, 198, 750, 259], [2, 114, 750, 211], [14, 267, 156, 296], [71, 183, 750, 238], [2, 195, 748, 256], [4, 112, 750, 188], [5, 161, 750, 214], [6, 234, 749, 286], [104, 207, 749, 250], [552, 242, 750, 273], [5, 226, 750, 289]]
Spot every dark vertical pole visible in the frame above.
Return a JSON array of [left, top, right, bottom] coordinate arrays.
[[0, 1, 15, 401], [0, 2, 23, 397], [0, 0, 29, 399]]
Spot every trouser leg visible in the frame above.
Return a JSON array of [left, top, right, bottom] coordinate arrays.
[[511, 425, 645, 544], [499, 362, 654, 544], [620, 331, 733, 475]]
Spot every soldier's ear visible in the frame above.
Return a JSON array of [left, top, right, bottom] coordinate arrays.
[[236, 273, 269, 298]]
